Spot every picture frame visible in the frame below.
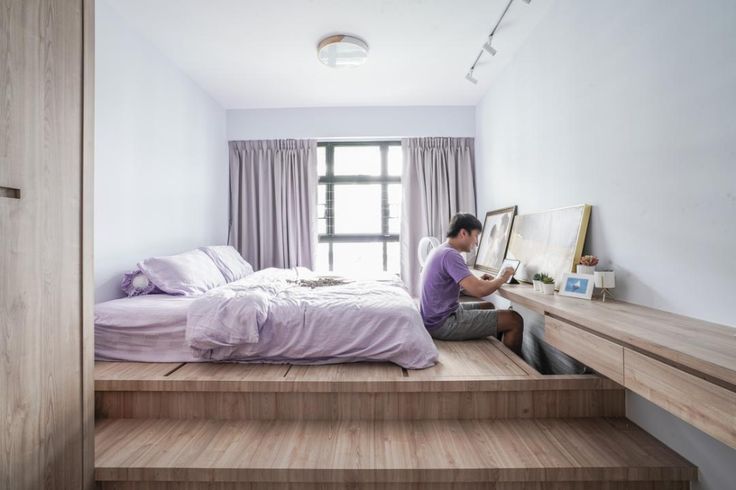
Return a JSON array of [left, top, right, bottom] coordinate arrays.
[[473, 206, 517, 274], [506, 204, 591, 288], [557, 272, 595, 300]]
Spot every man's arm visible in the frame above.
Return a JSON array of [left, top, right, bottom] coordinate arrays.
[[459, 267, 514, 298]]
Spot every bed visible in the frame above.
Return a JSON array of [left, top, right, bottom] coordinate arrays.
[[95, 267, 439, 369]]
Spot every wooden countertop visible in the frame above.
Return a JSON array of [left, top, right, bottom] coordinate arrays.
[[494, 282, 736, 391]]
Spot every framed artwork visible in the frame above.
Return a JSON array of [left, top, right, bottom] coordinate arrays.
[[558, 272, 595, 299], [474, 206, 517, 274], [506, 204, 591, 288]]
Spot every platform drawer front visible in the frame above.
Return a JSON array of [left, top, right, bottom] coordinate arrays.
[[544, 316, 624, 384], [624, 348, 736, 448]]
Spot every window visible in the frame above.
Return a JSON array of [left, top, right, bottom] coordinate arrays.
[[317, 141, 402, 275]]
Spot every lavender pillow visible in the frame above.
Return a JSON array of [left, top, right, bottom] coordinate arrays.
[[120, 270, 161, 297], [199, 245, 254, 283], [137, 249, 226, 296]]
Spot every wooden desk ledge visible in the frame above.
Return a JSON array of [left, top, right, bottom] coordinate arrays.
[[495, 282, 736, 389], [486, 279, 736, 449]]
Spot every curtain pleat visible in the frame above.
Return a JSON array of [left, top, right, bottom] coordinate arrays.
[[228, 139, 317, 270], [400, 137, 477, 296]]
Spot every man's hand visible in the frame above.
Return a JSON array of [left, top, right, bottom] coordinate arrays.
[[482, 267, 513, 282], [460, 266, 515, 298], [499, 266, 515, 283]]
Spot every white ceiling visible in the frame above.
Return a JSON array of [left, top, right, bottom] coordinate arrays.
[[105, 0, 550, 109]]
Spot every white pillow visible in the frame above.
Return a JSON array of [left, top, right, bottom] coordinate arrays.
[[137, 249, 226, 296], [199, 245, 254, 283]]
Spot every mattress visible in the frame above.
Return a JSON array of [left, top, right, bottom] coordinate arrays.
[[94, 294, 200, 362], [95, 268, 439, 368]]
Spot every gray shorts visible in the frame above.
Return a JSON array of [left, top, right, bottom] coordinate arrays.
[[429, 303, 498, 341]]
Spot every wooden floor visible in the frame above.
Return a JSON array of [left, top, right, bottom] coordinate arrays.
[[94, 338, 696, 489]]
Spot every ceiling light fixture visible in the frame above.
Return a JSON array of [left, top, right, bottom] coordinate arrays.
[[317, 35, 369, 68], [465, 0, 531, 84]]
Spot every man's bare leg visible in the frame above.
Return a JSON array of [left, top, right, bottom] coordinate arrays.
[[496, 310, 524, 356]]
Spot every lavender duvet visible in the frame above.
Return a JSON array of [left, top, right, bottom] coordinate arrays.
[[184, 267, 438, 369]]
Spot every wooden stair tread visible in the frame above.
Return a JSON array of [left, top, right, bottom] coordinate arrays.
[[95, 418, 695, 483]]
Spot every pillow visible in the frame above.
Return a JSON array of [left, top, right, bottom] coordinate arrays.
[[137, 249, 226, 296], [120, 269, 161, 297], [199, 245, 254, 283]]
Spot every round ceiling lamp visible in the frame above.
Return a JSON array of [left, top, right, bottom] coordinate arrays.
[[317, 35, 369, 68]]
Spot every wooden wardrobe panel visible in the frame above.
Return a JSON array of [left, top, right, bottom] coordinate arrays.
[[1, 0, 91, 488], [82, 0, 96, 487]]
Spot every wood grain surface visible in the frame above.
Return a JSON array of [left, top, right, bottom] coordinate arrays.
[[545, 317, 624, 384], [491, 281, 736, 389], [625, 348, 736, 448], [95, 418, 696, 484], [1, 0, 92, 488]]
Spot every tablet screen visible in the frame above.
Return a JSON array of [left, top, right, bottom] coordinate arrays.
[[499, 259, 520, 283]]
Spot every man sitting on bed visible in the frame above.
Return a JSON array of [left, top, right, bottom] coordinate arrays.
[[419, 213, 524, 355]]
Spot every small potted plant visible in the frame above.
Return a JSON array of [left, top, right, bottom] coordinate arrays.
[[577, 255, 599, 275], [532, 273, 543, 292], [541, 274, 555, 295]]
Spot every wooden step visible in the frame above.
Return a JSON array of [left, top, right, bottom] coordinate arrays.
[[95, 418, 695, 489], [96, 483, 692, 490], [95, 339, 624, 420]]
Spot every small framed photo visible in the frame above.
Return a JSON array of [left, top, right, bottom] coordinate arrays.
[[558, 272, 595, 300]]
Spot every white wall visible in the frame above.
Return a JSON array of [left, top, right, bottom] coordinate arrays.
[[95, 0, 228, 302], [476, 0, 736, 327], [227, 106, 475, 140], [474, 1, 736, 488]]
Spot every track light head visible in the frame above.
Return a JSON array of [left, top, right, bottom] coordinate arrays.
[[466, 0, 529, 84]]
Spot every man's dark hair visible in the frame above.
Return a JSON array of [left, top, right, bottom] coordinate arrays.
[[446, 213, 483, 238]]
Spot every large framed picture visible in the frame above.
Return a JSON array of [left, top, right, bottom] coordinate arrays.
[[474, 206, 517, 274], [506, 204, 591, 288], [558, 272, 595, 300]]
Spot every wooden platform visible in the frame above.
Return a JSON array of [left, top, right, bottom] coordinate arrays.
[[95, 339, 624, 420], [94, 338, 696, 489], [95, 338, 609, 391]]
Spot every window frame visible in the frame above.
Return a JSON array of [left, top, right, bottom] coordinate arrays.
[[317, 140, 401, 272]]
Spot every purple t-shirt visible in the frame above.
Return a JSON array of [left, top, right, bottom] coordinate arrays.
[[419, 243, 472, 330]]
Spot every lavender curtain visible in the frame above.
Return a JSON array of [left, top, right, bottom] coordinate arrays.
[[400, 137, 477, 296], [228, 139, 317, 270]]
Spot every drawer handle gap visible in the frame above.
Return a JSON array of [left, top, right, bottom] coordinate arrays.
[[1, 186, 21, 199]]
